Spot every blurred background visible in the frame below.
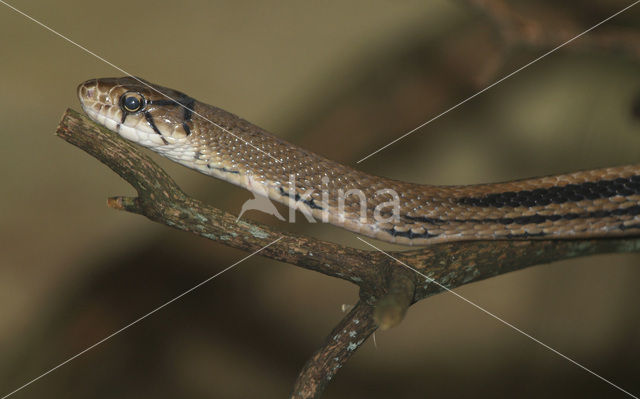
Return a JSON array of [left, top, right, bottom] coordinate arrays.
[[1, 0, 640, 397]]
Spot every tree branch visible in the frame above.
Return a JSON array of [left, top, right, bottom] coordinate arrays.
[[290, 301, 377, 399], [56, 108, 640, 398]]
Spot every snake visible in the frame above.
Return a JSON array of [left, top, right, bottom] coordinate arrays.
[[78, 76, 640, 246]]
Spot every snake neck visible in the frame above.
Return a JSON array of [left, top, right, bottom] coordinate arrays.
[[155, 101, 640, 246]]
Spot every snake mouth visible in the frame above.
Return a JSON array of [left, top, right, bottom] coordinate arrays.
[[77, 78, 118, 119]]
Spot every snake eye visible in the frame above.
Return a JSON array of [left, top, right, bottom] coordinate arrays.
[[121, 92, 145, 113]]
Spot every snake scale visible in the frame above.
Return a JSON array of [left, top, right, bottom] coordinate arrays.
[[78, 77, 640, 246]]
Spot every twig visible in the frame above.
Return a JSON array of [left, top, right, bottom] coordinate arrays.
[[56, 108, 640, 398], [290, 301, 377, 399]]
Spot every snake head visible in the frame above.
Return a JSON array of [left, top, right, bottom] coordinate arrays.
[[77, 77, 195, 148]]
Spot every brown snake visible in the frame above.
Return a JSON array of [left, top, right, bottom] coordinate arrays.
[[78, 77, 640, 246]]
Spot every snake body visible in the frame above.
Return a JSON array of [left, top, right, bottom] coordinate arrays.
[[78, 77, 640, 246]]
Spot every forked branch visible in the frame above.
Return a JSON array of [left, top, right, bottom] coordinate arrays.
[[56, 108, 640, 399]]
